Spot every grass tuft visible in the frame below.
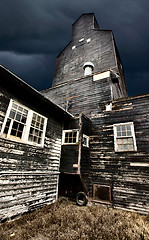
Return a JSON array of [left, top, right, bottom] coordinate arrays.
[[0, 198, 149, 240]]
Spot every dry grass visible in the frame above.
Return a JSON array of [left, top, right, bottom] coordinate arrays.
[[0, 198, 149, 240]]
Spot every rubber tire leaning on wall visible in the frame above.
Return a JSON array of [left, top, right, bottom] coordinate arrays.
[[76, 192, 88, 206]]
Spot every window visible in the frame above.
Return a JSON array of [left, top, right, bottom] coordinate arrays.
[[113, 122, 137, 152], [82, 134, 89, 147], [1, 99, 47, 147], [28, 112, 46, 145], [62, 130, 79, 144]]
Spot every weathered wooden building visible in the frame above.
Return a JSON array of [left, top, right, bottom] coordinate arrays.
[[0, 65, 72, 221], [43, 13, 149, 214], [0, 13, 149, 220]]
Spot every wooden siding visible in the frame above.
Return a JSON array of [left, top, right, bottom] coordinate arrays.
[[89, 95, 149, 214], [60, 115, 91, 194], [80, 115, 91, 192], [0, 90, 63, 221], [60, 145, 79, 173], [53, 14, 115, 86], [43, 76, 112, 118], [60, 118, 80, 174], [50, 13, 127, 99]]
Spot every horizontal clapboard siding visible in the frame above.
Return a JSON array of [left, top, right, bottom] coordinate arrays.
[[43, 76, 112, 118], [0, 90, 62, 221], [89, 95, 149, 214]]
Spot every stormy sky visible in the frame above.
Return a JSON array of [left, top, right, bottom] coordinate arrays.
[[0, 0, 149, 96]]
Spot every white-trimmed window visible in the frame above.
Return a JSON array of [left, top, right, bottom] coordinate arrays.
[[113, 122, 137, 152], [62, 130, 79, 145], [82, 134, 89, 147], [1, 99, 47, 147]]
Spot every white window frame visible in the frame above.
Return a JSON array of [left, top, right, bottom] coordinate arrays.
[[62, 129, 79, 145], [113, 122, 137, 152], [0, 99, 47, 147], [82, 134, 89, 148]]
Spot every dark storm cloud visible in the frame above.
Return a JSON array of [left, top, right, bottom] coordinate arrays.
[[0, 51, 55, 90], [0, 0, 149, 95]]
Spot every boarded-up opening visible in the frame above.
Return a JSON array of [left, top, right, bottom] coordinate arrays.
[[93, 184, 111, 202]]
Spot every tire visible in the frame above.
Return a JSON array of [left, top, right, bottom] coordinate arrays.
[[76, 192, 88, 206]]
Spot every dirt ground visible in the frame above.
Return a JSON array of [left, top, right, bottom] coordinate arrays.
[[0, 198, 149, 240]]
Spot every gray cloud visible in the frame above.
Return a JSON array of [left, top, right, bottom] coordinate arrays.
[[0, 51, 55, 90], [0, 0, 149, 94]]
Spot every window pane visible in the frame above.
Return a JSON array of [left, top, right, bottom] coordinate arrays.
[[73, 131, 77, 143], [12, 103, 17, 109], [117, 126, 121, 132], [117, 131, 121, 137], [123, 138, 127, 144], [65, 133, 69, 142], [39, 131, 42, 137], [41, 118, 44, 124], [117, 138, 122, 144], [31, 120, 36, 127], [17, 130, 23, 138], [16, 113, 21, 121], [29, 127, 34, 135], [118, 145, 123, 151], [12, 121, 19, 131], [123, 145, 128, 150], [128, 138, 133, 143], [122, 131, 126, 136], [33, 113, 36, 120], [18, 106, 23, 112], [129, 144, 134, 150], [126, 125, 131, 131], [65, 132, 69, 138], [127, 130, 132, 136], [11, 121, 20, 137], [18, 123, 24, 132], [33, 136, 37, 143], [21, 115, 27, 123], [73, 131, 77, 138], [23, 109, 28, 114], [9, 110, 15, 119], [36, 122, 40, 128], [122, 125, 126, 131], [69, 132, 72, 138], [37, 116, 40, 122], [11, 128, 17, 136]]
